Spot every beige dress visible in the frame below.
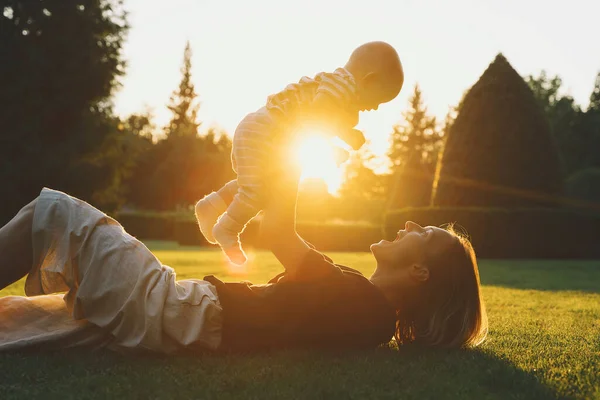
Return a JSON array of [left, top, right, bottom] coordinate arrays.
[[0, 188, 223, 354]]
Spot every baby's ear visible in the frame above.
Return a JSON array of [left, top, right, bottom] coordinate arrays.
[[361, 71, 380, 85]]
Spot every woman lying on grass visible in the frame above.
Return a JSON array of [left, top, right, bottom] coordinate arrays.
[[0, 166, 487, 353]]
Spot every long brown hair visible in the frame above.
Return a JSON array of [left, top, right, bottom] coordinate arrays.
[[395, 225, 488, 348]]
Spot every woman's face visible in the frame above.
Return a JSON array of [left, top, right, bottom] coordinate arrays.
[[369, 221, 456, 288]]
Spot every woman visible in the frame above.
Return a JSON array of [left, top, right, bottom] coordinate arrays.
[[0, 168, 487, 353]]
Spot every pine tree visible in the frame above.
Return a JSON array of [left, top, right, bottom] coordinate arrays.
[[575, 72, 600, 170], [387, 84, 442, 209], [432, 54, 563, 207], [164, 41, 201, 138], [589, 72, 600, 112], [388, 84, 441, 170], [125, 42, 235, 210], [525, 71, 580, 174]]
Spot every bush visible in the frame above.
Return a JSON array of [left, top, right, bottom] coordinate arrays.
[[433, 54, 563, 207], [388, 162, 435, 208], [565, 168, 600, 204], [116, 213, 177, 241], [116, 212, 384, 252], [385, 208, 600, 259]]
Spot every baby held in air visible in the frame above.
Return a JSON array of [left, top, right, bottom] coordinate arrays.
[[195, 41, 404, 264]]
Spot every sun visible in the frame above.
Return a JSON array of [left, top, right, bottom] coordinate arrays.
[[295, 135, 345, 194]]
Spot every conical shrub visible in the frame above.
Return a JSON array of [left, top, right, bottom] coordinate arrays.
[[432, 54, 563, 207]]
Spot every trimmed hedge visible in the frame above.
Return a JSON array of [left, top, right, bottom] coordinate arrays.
[[566, 168, 600, 204], [117, 213, 176, 241], [433, 54, 563, 207], [385, 208, 600, 259], [116, 213, 383, 252]]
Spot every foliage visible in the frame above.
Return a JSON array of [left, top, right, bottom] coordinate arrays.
[[576, 75, 600, 169], [0, 0, 129, 223], [338, 145, 390, 202], [126, 128, 235, 210], [164, 41, 201, 138], [589, 72, 600, 112], [525, 71, 583, 175], [565, 168, 600, 204], [2, 251, 599, 400], [524, 70, 600, 175], [116, 212, 383, 251], [433, 54, 564, 207], [385, 207, 600, 258], [124, 43, 235, 210], [387, 85, 443, 209]]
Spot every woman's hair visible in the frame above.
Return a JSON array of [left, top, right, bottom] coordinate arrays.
[[395, 224, 488, 348]]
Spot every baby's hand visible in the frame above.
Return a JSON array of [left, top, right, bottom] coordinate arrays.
[[338, 128, 366, 151], [333, 146, 350, 166]]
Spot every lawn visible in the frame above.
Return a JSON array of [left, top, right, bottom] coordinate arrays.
[[1, 242, 599, 400]]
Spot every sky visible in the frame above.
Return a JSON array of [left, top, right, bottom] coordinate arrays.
[[113, 0, 600, 171]]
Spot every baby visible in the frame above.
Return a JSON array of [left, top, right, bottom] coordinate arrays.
[[195, 41, 404, 264]]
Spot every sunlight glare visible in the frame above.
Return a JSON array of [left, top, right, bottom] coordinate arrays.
[[295, 135, 344, 195], [223, 250, 254, 276]]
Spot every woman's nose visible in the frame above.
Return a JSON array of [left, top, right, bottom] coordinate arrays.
[[405, 221, 423, 232]]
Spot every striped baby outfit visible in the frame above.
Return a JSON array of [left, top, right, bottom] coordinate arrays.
[[266, 67, 358, 124], [227, 67, 359, 222]]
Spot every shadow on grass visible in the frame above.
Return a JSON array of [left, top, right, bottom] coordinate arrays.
[[479, 259, 600, 293], [0, 346, 563, 400]]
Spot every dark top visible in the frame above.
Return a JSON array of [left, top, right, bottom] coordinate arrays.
[[203, 249, 397, 352]]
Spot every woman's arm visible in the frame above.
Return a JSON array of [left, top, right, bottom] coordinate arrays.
[[260, 154, 311, 279]]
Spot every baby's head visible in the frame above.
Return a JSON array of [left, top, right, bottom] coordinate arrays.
[[345, 41, 404, 111]]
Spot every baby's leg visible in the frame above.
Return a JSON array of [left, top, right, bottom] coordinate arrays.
[[213, 157, 266, 265], [212, 110, 272, 264], [212, 189, 261, 265], [195, 180, 238, 244]]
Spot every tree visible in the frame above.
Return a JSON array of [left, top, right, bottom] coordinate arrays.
[[433, 54, 563, 207], [339, 145, 389, 202], [124, 42, 235, 210], [526, 71, 600, 174], [0, 0, 129, 223], [122, 110, 156, 141], [119, 111, 157, 206], [387, 84, 443, 209], [126, 126, 235, 211], [388, 84, 441, 170], [327, 147, 388, 223], [126, 42, 221, 210], [164, 41, 201, 139], [525, 71, 581, 175], [589, 72, 600, 112], [576, 72, 600, 170]]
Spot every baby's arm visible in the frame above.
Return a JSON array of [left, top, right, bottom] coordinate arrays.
[[311, 72, 356, 129], [310, 73, 365, 150]]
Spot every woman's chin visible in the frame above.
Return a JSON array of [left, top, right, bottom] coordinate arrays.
[[370, 240, 391, 254]]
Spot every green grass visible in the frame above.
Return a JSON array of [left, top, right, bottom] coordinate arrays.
[[1, 242, 599, 400]]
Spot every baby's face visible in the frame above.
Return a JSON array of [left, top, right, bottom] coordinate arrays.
[[355, 73, 402, 111]]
